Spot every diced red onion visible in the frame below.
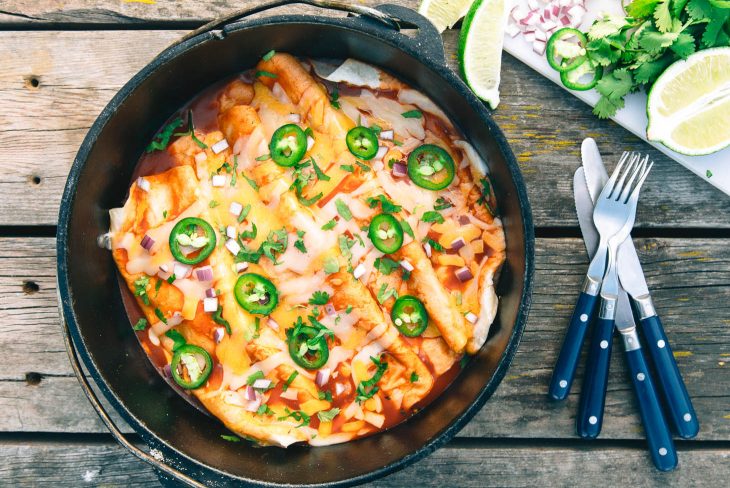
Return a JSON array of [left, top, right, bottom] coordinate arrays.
[[158, 264, 169, 274], [203, 297, 218, 313], [280, 388, 298, 401], [465, 312, 479, 324], [506, 23, 521, 37], [136, 177, 151, 192], [533, 40, 547, 56], [360, 117, 370, 128], [458, 215, 471, 225], [392, 162, 408, 178], [527, 0, 540, 10], [169, 312, 184, 327], [252, 378, 272, 390], [211, 139, 229, 154], [423, 242, 432, 258], [455, 266, 474, 282], [173, 263, 191, 279], [195, 265, 214, 281], [163, 364, 172, 378], [379, 130, 394, 141], [244, 398, 262, 412], [400, 259, 414, 272], [225, 239, 241, 256], [211, 174, 226, 187], [236, 262, 249, 273], [307, 136, 315, 151], [324, 304, 336, 316], [353, 263, 366, 280], [97, 233, 112, 250], [267, 318, 280, 331], [560, 15, 572, 25], [140, 234, 155, 251], [244, 385, 257, 401], [229, 201, 243, 217], [534, 29, 547, 42], [213, 327, 225, 343], [288, 113, 301, 123], [315, 368, 331, 387], [206, 287, 217, 298], [226, 225, 237, 239], [148, 328, 160, 346], [194, 152, 207, 164], [335, 383, 345, 396], [524, 31, 536, 43], [375, 146, 388, 160], [450, 237, 467, 251]]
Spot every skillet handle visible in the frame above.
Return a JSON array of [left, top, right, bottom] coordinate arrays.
[[61, 319, 205, 488]]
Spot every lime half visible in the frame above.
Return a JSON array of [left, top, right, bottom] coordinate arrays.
[[458, 0, 509, 109], [647, 47, 730, 156], [418, 0, 475, 33]]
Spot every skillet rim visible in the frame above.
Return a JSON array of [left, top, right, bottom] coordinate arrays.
[[57, 10, 535, 487]]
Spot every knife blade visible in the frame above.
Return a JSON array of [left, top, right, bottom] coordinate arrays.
[[579, 140, 635, 330], [581, 138, 698, 440]]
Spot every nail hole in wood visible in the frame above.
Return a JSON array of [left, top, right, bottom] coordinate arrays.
[[25, 372, 42, 385], [24, 76, 40, 89], [31, 175, 41, 185], [22, 281, 40, 294]]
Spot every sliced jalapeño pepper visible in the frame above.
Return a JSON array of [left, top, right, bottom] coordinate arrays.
[[391, 295, 428, 337], [269, 124, 307, 167], [407, 144, 455, 190], [234, 273, 278, 315], [169, 217, 216, 265], [546, 28, 588, 73], [171, 344, 213, 389], [287, 325, 329, 369], [560, 61, 603, 91], [368, 213, 404, 254], [346, 126, 379, 160]]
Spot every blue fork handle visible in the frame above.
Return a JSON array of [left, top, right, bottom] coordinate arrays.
[[576, 316, 614, 438], [548, 291, 599, 400], [625, 346, 678, 471], [641, 314, 699, 439]]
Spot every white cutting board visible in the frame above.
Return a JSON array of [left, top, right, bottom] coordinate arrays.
[[502, 0, 730, 196]]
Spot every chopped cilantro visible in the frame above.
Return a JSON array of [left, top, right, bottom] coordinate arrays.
[[257, 404, 275, 415], [329, 86, 340, 109], [220, 434, 241, 442], [318, 390, 333, 402], [243, 173, 259, 191], [262, 49, 276, 61], [133, 318, 147, 331], [376, 283, 398, 304], [294, 231, 307, 253], [410, 372, 419, 383], [154, 307, 167, 324], [340, 164, 354, 172], [434, 196, 453, 210], [356, 356, 388, 403], [323, 256, 340, 274], [707, 169, 713, 178], [213, 306, 231, 335], [421, 210, 444, 224], [209, 200, 220, 208], [309, 291, 330, 305], [400, 219, 415, 238], [133, 275, 150, 306], [238, 203, 252, 223], [282, 370, 299, 391], [311, 158, 331, 181], [335, 199, 353, 221], [345, 305, 353, 314], [277, 408, 311, 427], [401, 109, 423, 118], [239, 223, 258, 241], [146, 117, 184, 153], [374, 257, 400, 275], [355, 160, 371, 172], [256, 70, 278, 79], [366, 194, 402, 213], [246, 370, 265, 385], [255, 154, 270, 161], [162, 210, 168, 219], [317, 408, 340, 422], [321, 219, 337, 230], [165, 329, 186, 351]]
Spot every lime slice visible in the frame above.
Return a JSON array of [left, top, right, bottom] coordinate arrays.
[[458, 0, 509, 109], [418, 0, 475, 33], [647, 47, 730, 156]]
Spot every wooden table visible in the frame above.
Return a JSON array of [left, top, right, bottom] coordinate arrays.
[[1, 1, 728, 486]]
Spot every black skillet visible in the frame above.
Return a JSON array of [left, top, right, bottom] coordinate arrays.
[[57, 1, 534, 486]]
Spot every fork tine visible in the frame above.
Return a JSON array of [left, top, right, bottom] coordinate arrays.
[[612, 152, 639, 199], [599, 151, 630, 201], [619, 154, 647, 203], [629, 160, 654, 203]]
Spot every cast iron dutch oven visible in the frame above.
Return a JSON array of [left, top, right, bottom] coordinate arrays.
[[57, 1, 534, 486]]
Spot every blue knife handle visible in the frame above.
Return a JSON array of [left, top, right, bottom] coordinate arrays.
[[576, 316, 614, 438], [641, 314, 699, 439], [625, 346, 678, 471], [548, 291, 599, 400]]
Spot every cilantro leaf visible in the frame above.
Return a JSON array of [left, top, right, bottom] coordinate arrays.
[[421, 210, 445, 224], [321, 219, 337, 230], [317, 408, 340, 422], [309, 291, 330, 305], [654, 0, 673, 33], [596, 68, 633, 102], [165, 329, 186, 351], [311, 158, 331, 181], [282, 371, 298, 391], [133, 318, 147, 331], [335, 199, 353, 221], [670, 32, 697, 58], [146, 117, 183, 153], [401, 110, 422, 118]]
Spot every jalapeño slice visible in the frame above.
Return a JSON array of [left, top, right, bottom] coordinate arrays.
[[546, 28, 588, 73], [269, 124, 307, 167], [234, 273, 278, 315], [407, 144, 455, 190], [391, 295, 428, 337], [171, 344, 213, 389], [346, 126, 379, 160], [560, 61, 603, 91], [169, 217, 216, 265], [368, 213, 404, 254], [287, 325, 329, 369]]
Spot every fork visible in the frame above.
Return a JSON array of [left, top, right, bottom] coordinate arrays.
[[549, 152, 640, 400], [576, 153, 651, 437]]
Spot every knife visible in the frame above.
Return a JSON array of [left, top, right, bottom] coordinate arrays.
[[582, 138, 699, 440], [575, 165, 677, 471]]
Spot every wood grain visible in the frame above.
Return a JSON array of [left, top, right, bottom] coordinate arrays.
[[0, 30, 728, 227], [3, 237, 727, 439], [1, 438, 728, 487]]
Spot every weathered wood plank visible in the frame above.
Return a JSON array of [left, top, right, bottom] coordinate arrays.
[[1, 237, 727, 439], [0, 0, 418, 25], [0, 439, 728, 487], [0, 30, 728, 227]]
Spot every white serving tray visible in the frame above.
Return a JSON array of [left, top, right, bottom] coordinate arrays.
[[502, 1, 730, 196]]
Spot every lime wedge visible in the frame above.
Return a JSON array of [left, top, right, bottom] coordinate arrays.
[[418, 0, 475, 33], [647, 47, 730, 156], [458, 0, 509, 109]]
